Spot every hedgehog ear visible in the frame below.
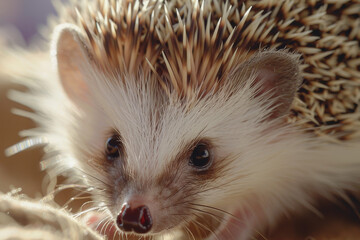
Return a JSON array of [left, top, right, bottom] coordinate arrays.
[[233, 51, 302, 119], [52, 24, 94, 105]]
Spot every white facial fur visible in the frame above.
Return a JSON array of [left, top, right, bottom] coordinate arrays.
[[5, 21, 360, 240]]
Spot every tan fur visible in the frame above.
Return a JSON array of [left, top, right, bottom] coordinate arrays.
[[0, 192, 102, 240]]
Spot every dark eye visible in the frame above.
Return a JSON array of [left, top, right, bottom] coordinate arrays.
[[189, 143, 211, 170], [106, 135, 121, 161]]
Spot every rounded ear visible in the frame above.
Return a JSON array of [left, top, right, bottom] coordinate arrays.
[[231, 51, 302, 119], [52, 24, 94, 105]]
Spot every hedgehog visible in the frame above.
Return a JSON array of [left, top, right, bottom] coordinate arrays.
[[2, 0, 360, 239]]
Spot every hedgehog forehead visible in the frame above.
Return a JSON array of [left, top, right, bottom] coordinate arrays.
[[93, 77, 216, 176], [105, 89, 204, 176], [99, 79, 253, 180]]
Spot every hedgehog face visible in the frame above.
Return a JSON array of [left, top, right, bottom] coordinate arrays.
[[53, 23, 302, 237]]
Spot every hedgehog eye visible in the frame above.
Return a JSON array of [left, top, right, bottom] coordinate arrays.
[[106, 135, 121, 161], [189, 143, 211, 170]]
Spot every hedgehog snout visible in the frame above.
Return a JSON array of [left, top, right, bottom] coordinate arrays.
[[116, 202, 153, 234]]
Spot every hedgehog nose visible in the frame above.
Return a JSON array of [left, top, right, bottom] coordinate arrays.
[[116, 203, 152, 234]]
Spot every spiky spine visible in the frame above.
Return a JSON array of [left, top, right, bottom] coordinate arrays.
[[46, 0, 360, 142]]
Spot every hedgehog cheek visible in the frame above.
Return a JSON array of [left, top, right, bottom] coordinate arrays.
[[52, 23, 95, 107], [231, 51, 303, 119]]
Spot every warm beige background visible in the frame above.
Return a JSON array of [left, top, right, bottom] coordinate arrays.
[[0, 80, 44, 197], [0, 0, 53, 197]]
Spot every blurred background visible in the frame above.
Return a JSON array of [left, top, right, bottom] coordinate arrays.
[[0, 0, 62, 198], [0, 0, 57, 43]]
